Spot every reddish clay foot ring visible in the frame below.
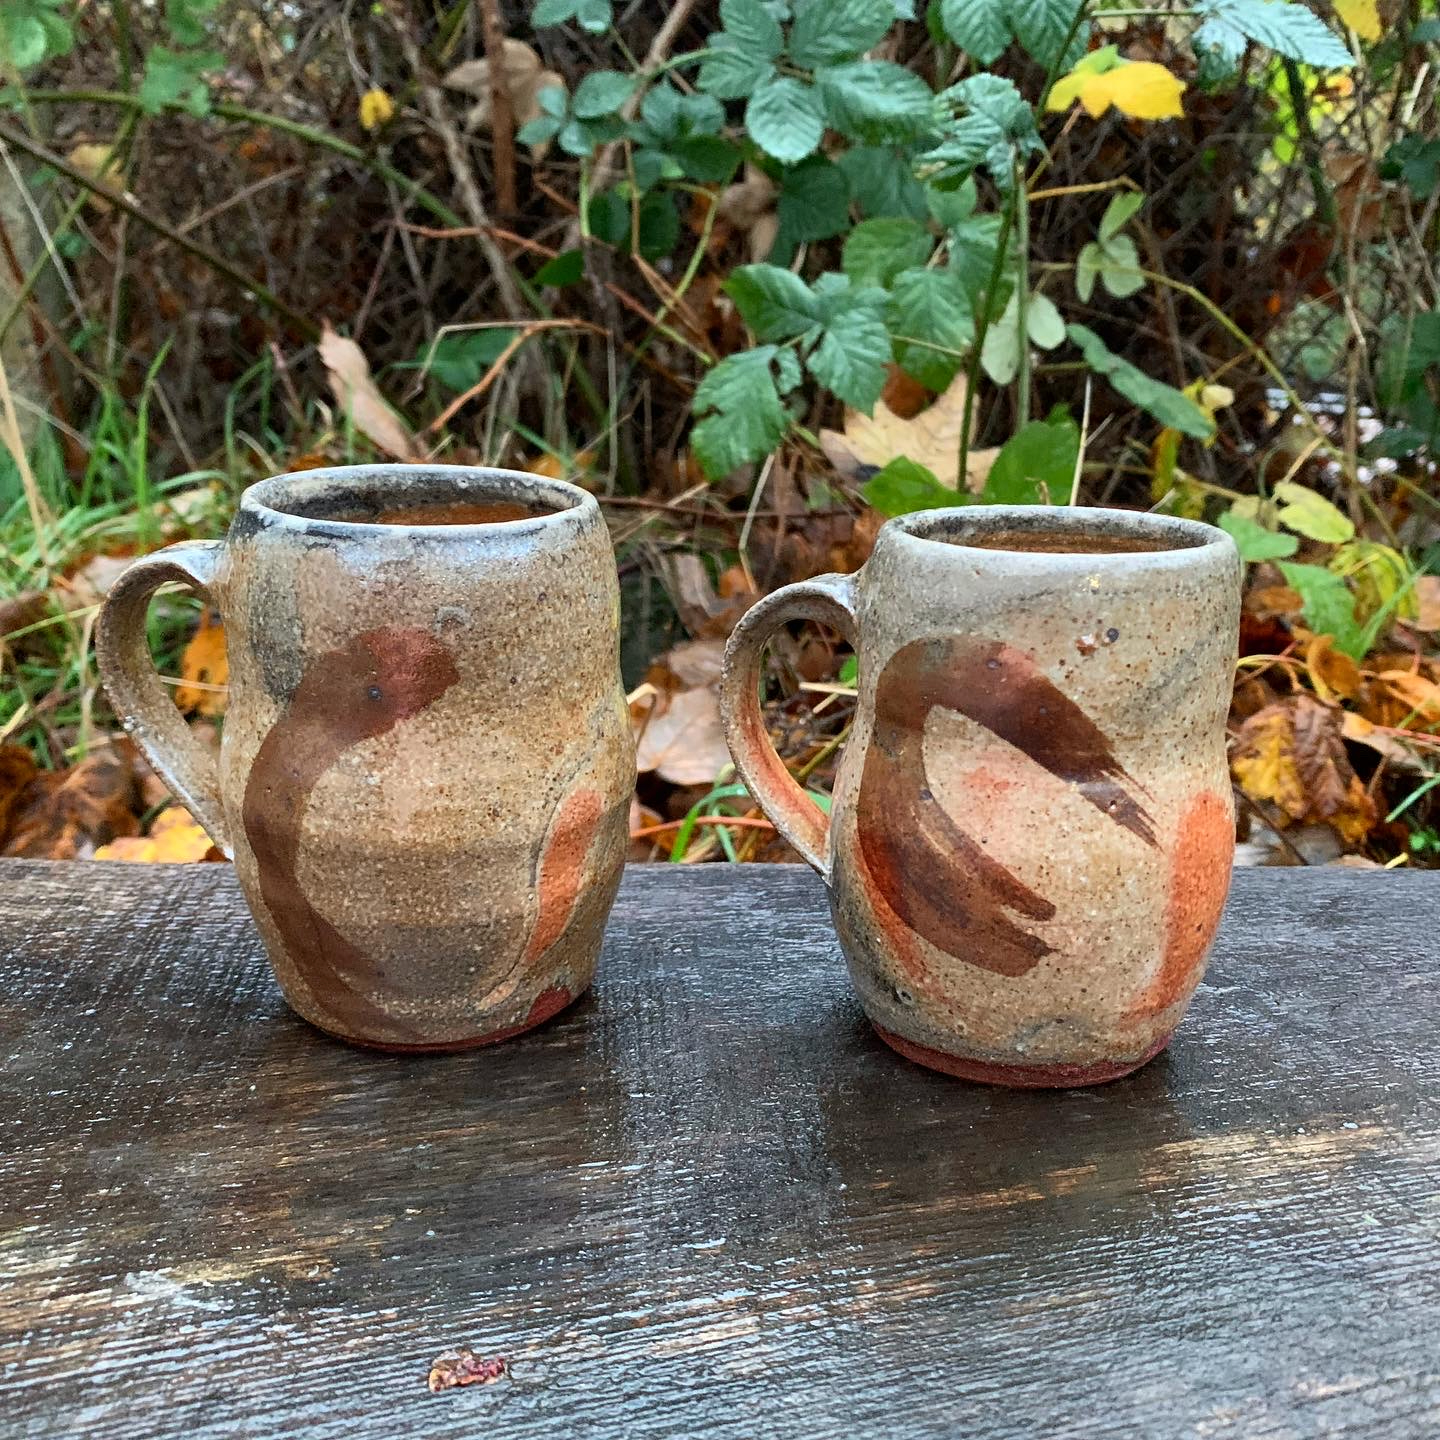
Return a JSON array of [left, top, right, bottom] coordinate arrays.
[[873, 1024, 1173, 1088], [306, 984, 578, 1054]]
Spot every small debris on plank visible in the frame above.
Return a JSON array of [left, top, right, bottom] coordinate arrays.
[[427, 1349, 508, 1393]]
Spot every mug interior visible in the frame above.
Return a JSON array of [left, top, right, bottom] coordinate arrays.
[[896, 506, 1216, 556], [244, 465, 585, 531]]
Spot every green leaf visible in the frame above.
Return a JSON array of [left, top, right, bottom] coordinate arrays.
[[1010, 0, 1087, 67], [842, 217, 933, 288], [775, 347, 803, 393], [747, 75, 826, 163], [165, 0, 221, 45], [697, 36, 775, 97], [517, 113, 563, 145], [815, 60, 937, 143], [789, 0, 895, 67], [838, 654, 859, 684], [719, 0, 786, 57], [725, 263, 822, 340], [1218, 509, 1300, 561], [1076, 240, 1102, 302], [691, 346, 791, 478], [0, 13, 44, 68], [863, 456, 961, 515], [138, 46, 223, 116], [1197, 0, 1353, 66], [922, 74, 1040, 185], [1025, 293, 1066, 349], [573, 70, 638, 119], [1066, 323, 1216, 438], [533, 249, 584, 287], [532, 0, 613, 31], [640, 83, 725, 141], [808, 301, 892, 411], [938, 0, 1010, 63], [417, 329, 519, 392], [773, 155, 852, 256], [1279, 562, 1367, 659], [672, 135, 743, 183], [838, 145, 929, 219], [981, 293, 1022, 384], [1272, 480, 1356, 543], [1097, 234, 1144, 297], [1098, 190, 1144, 242], [982, 413, 1080, 504], [888, 266, 974, 389]]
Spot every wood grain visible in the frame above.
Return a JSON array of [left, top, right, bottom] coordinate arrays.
[[1, 860, 1437, 1438]]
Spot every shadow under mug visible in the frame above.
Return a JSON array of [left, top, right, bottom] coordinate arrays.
[[96, 464, 635, 1051], [721, 504, 1243, 1088]]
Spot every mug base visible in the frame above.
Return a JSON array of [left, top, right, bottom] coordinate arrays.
[[301, 982, 581, 1054], [872, 1023, 1173, 1089]]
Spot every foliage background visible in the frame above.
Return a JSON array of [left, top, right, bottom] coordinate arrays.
[[1, 0, 1439, 867]]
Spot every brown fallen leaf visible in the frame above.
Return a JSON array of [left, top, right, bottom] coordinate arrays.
[[174, 612, 229, 717], [65, 142, 124, 213], [634, 684, 730, 787], [819, 369, 1000, 492], [319, 323, 417, 461], [427, 1350, 507, 1394], [1231, 695, 1376, 844], [95, 805, 220, 863], [1405, 575, 1440, 633], [0, 743, 38, 844], [444, 42, 565, 158], [717, 164, 779, 263], [0, 590, 49, 659], [1365, 669, 1440, 733], [2, 754, 140, 859], [1304, 633, 1361, 705], [1341, 711, 1426, 770]]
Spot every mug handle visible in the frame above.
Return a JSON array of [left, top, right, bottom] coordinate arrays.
[[720, 572, 858, 877], [95, 540, 232, 856]]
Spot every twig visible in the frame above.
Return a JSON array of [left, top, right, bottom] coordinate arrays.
[[0, 352, 52, 570], [424, 318, 607, 432], [387, 2, 526, 321], [0, 123, 319, 340], [478, 0, 517, 215], [631, 814, 774, 840]]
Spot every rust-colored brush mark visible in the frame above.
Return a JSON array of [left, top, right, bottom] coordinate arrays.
[[877, 636, 1158, 848], [857, 639, 1059, 978], [242, 626, 460, 1041], [1128, 789, 1233, 1020], [525, 786, 603, 964]]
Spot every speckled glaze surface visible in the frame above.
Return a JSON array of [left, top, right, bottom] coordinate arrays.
[[96, 465, 634, 1050], [721, 505, 1242, 1088]]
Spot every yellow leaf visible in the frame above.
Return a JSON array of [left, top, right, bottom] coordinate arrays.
[[96, 806, 215, 863], [1052, 57, 1186, 121], [1334, 0, 1380, 41], [174, 614, 229, 717], [359, 89, 395, 131], [1086, 62, 1187, 120]]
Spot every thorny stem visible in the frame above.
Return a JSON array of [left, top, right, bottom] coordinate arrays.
[[1014, 153, 1032, 429]]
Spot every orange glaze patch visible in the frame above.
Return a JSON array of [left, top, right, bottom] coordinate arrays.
[[1128, 789, 1233, 1020], [524, 787, 604, 964]]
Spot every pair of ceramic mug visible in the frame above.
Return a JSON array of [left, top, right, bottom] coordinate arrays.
[[96, 464, 1242, 1088]]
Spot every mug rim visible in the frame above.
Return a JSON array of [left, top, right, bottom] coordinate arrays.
[[240, 463, 596, 538], [886, 503, 1233, 562]]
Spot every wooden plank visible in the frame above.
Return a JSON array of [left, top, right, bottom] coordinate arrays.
[[1, 859, 1437, 1439]]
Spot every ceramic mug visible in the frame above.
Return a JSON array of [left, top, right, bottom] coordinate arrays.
[[721, 505, 1242, 1087], [97, 465, 634, 1051]]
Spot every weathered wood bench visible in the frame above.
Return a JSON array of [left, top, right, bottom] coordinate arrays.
[[2, 860, 1437, 1438]]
